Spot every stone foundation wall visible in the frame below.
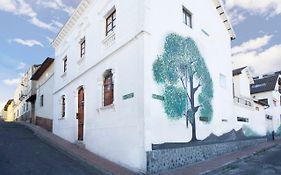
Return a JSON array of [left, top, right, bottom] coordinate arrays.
[[147, 138, 266, 174], [36, 116, 53, 132]]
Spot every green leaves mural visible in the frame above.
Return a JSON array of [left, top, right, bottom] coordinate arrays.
[[153, 33, 214, 141]]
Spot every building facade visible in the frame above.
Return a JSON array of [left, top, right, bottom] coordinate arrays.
[[51, 0, 235, 172], [232, 67, 268, 136], [250, 74, 281, 132], [2, 99, 15, 122], [31, 58, 55, 131], [13, 65, 39, 122]]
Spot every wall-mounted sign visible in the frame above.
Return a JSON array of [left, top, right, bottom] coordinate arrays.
[[123, 93, 134, 100], [152, 94, 164, 101], [199, 116, 209, 122]]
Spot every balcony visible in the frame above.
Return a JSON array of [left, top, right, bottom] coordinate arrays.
[[234, 96, 252, 107]]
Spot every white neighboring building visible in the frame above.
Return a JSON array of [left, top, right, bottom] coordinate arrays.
[[13, 65, 40, 122], [232, 67, 268, 136], [51, 0, 235, 173], [250, 74, 281, 132], [31, 58, 55, 131]]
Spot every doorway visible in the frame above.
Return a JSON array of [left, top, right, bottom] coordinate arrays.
[[77, 87, 84, 141]]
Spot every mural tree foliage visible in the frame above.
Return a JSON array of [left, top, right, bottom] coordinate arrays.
[[153, 33, 214, 141]]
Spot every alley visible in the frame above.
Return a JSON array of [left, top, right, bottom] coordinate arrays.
[[214, 142, 281, 175], [0, 121, 102, 175]]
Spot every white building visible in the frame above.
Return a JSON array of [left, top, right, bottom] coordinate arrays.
[[51, 0, 235, 173], [13, 65, 40, 122], [250, 74, 281, 132], [232, 67, 268, 136], [31, 58, 55, 131]]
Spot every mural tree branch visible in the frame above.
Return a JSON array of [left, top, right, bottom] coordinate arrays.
[[153, 33, 214, 141]]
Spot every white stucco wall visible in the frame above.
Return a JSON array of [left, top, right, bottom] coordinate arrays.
[[53, 0, 146, 172], [35, 64, 54, 120], [253, 91, 281, 131], [143, 0, 234, 149]]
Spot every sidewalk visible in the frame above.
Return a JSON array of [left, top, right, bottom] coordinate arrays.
[[19, 121, 281, 175], [19, 122, 137, 175], [160, 138, 281, 175]]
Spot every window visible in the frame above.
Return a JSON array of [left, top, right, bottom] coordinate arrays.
[[61, 95, 66, 118], [40, 95, 44, 107], [63, 56, 67, 73], [183, 7, 192, 28], [80, 38, 85, 58], [103, 69, 114, 106], [237, 117, 249, 122], [106, 10, 116, 36], [220, 74, 226, 89]]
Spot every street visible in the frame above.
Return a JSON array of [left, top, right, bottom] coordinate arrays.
[[0, 121, 102, 175], [214, 142, 281, 175]]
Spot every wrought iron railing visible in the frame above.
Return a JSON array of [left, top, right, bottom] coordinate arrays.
[[234, 96, 252, 107]]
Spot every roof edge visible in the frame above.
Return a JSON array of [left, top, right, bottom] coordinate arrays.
[[31, 57, 54, 80]]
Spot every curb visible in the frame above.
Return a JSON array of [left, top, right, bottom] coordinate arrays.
[[202, 142, 278, 175], [18, 122, 124, 175]]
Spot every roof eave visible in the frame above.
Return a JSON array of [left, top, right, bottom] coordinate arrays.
[[51, 0, 94, 49], [212, 0, 236, 40]]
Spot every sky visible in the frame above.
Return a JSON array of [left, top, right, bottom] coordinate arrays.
[[0, 0, 281, 109]]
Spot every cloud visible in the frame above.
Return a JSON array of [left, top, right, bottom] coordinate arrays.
[[224, 0, 281, 25], [227, 9, 246, 26], [232, 35, 273, 55], [46, 36, 53, 44], [10, 38, 44, 47], [233, 42, 281, 75], [3, 78, 20, 86], [17, 62, 26, 70], [0, 0, 59, 32], [37, 0, 75, 16], [29, 17, 58, 32], [225, 0, 281, 15]]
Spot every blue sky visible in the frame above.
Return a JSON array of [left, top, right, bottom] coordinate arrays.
[[0, 0, 281, 109]]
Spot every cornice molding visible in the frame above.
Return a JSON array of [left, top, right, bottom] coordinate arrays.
[[52, 0, 94, 48]]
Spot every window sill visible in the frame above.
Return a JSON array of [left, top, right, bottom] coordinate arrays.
[[97, 104, 115, 112], [102, 32, 116, 49], [61, 72, 67, 78], [77, 55, 85, 65]]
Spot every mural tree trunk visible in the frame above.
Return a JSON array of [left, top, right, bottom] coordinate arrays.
[[153, 33, 214, 142]]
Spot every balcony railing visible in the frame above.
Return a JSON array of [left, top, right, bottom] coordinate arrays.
[[234, 96, 252, 107], [19, 94, 27, 101]]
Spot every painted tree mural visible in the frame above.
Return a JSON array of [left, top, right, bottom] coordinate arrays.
[[153, 33, 214, 141]]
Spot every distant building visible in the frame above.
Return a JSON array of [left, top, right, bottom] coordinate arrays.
[[232, 67, 269, 136], [31, 58, 55, 131], [13, 65, 40, 122], [2, 99, 15, 122], [250, 74, 281, 132]]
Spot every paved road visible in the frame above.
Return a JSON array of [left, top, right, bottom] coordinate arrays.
[[0, 121, 102, 175], [214, 143, 281, 175]]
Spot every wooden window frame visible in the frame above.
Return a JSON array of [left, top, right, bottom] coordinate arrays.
[[62, 95, 66, 118], [106, 10, 116, 36], [63, 56, 67, 73], [103, 69, 114, 106], [40, 95, 44, 107], [183, 7, 192, 28]]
